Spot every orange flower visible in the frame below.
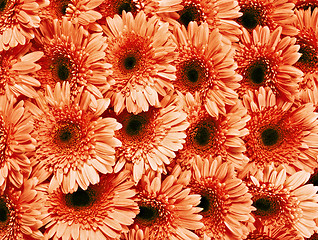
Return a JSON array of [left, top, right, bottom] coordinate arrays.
[[33, 18, 111, 99], [43, 171, 138, 240], [235, 26, 302, 102], [247, 165, 318, 238], [0, 95, 35, 191], [0, 178, 46, 239], [29, 82, 121, 193], [240, 87, 318, 177], [103, 11, 177, 114]]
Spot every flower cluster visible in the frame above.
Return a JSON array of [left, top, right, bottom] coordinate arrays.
[[1, 0, 318, 239]]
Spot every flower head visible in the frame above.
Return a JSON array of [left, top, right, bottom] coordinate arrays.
[[29, 82, 121, 193], [103, 11, 176, 114]]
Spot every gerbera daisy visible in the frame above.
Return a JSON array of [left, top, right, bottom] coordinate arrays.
[[0, 43, 42, 98], [172, 91, 249, 171], [0, 177, 46, 239], [102, 11, 176, 114], [170, 0, 242, 43], [33, 18, 111, 99], [29, 82, 122, 193], [247, 165, 318, 238], [293, 8, 318, 108], [235, 26, 302, 102], [236, 0, 297, 35], [0, 0, 45, 51], [43, 170, 139, 240], [0, 95, 35, 191], [188, 156, 253, 240], [244, 226, 303, 240], [111, 92, 189, 182], [125, 170, 203, 240], [172, 22, 241, 116], [240, 87, 318, 177]]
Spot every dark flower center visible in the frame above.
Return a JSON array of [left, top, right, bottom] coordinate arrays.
[[117, 0, 135, 15], [308, 232, 318, 240], [299, 45, 316, 64], [194, 126, 210, 146], [247, 60, 267, 85], [192, 120, 215, 149], [137, 205, 158, 221], [308, 170, 318, 186], [261, 128, 279, 146], [239, 7, 262, 30], [178, 4, 201, 27], [187, 69, 199, 83], [66, 188, 93, 208], [253, 196, 280, 217], [54, 122, 81, 149], [0, 199, 8, 223], [124, 56, 137, 70], [254, 198, 271, 211], [198, 195, 210, 212], [125, 114, 148, 137], [0, 0, 7, 12], [51, 57, 72, 82]]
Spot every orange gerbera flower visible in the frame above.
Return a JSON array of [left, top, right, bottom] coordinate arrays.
[[0, 96, 35, 191], [33, 18, 111, 99], [247, 165, 318, 238], [0, 178, 46, 239], [102, 11, 177, 114], [235, 26, 302, 102], [173, 91, 249, 171], [0, 0, 46, 51], [125, 170, 203, 240], [43, 171, 138, 240], [29, 82, 121, 193], [172, 22, 241, 116], [240, 87, 318, 177], [0, 44, 42, 98], [236, 0, 297, 35]]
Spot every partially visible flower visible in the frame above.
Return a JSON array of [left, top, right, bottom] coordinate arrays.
[[235, 26, 302, 102], [240, 87, 318, 177], [0, 0, 46, 51], [111, 92, 189, 183], [172, 22, 241, 116], [189, 156, 253, 240], [173, 91, 249, 171], [237, 0, 297, 35], [33, 18, 111, 99], [124, 170, 203, 240], [0, 95, 35, 191], [244, 226, 303, 240], [43, 171, 138, 240], [247, 165, 318, 238], [29, 82, 121, 193], [0, 44, 42, 98], [103, 11, 176, 114], [0, 177, 46, 239]]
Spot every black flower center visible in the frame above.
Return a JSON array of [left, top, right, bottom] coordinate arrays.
[[178, 59, 207, 91], [253, 198, 271, 211], [308, 170, 318, 186], [0, 199, 8, 223], [247, 61, 267, 85], [125, 115, 147, 137], [178, 5, 201, 27], [117, 0, 135, 15], [252, 196, 280, 218], [52, 57, 72, 82], [137, 205, 158, 221], [54, 122, 81, 149], [298, 45, 316, 64], [261, 128, 279, 146], [194, 126, 210, 146], [187, 69, 199, 83], [66, 188, 93, 208], [124, 56, 137, 70], [192, 120, 215, 149], [0, 0, 7, 12], [239, 7, 262, 30], [198, 195, 210, 212]]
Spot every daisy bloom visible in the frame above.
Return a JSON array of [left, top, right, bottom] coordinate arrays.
[[125, 170, 203, 240], [172, 22, 241, 116], [244, 226, 303, 240], [235, 26, 302, 102], [0, 95, 35, 191], [247, 165, 318, 238], [173, 91, 249, 171], [240, 87, 318, 177], [293, 8, 318, 108], [0, 177, 46, 239], [33, 18, 111, 99], [0, 0, 45, 51], [236, 0, 297, 35], [43, 170, 139, 240], [102, 11, 177, 114], [0, 43, 43, 98], [29, 82, 122, 194], [188, 156, 253, 240], [111, 92, 189, 183], [172, 0, 242, 42]]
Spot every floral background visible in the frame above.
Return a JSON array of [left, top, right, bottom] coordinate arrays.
[[1, 0, 318, 239]]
